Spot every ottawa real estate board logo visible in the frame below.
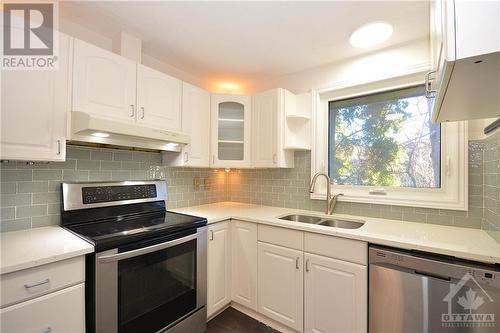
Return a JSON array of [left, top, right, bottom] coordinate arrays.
[[2, 1, 59, 70], [442, 272, 496, 329]]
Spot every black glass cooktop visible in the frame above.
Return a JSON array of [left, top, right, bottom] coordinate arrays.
[[65, 211, 206, 251]]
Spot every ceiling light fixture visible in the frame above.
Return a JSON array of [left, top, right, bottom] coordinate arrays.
[[91, 132, 110, 138], [349, 22, 393, 48], [219, 82, 241, 92]]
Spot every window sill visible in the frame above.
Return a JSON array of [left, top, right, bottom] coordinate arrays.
[[310, 189, 468, 211]]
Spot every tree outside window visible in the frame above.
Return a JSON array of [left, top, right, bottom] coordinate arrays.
[[328, 86, 441, 188]]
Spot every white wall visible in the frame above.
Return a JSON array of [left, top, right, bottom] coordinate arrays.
[[249, 38, 430, 95]]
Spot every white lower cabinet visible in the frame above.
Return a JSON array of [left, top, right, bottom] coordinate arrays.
[[206, 222, 368, 333], [304, 253, 367, 333], [207, 221, 231, 318], [258, 241, 304, 332], [0, 282, 85, 333], [231, 220, 258, 311]]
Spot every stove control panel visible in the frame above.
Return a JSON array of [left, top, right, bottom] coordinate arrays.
[[82, 185, 157, 204]]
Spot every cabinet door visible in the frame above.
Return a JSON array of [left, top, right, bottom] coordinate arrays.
[[181, 82, 210, 166], [210, 94, 251, 168], [258, 242, 303, 331], [0, 34, 69, 161], [72, 39, 137, 122], [207, 221, 231, 318], [431, 0, 454, 88], [252, 89, 278, 168], [304, 253, 367, 333], [231, 220, 257, 311], [136, 64, 182, 131], [0, 284, 85, 333]]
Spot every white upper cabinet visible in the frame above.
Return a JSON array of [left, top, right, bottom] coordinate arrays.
[[164, 82, 210, 167], [211, 94, 251, 168], [252, 88, 295, 168], [1, 34, 70, 162], [136, 64, 182, 131], [72, 39, 137, 123], [429, 0, 500, 122]]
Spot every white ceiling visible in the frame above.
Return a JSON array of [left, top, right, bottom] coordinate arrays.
[[60, 1, 430, 85]]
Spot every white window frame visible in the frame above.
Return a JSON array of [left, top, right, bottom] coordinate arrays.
[[311, 73, 468, 211]]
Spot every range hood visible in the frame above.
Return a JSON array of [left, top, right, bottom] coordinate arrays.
[[70, 111, 189, 152]]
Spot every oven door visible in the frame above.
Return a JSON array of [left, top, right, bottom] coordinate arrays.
[[94, 227, 207, 333]]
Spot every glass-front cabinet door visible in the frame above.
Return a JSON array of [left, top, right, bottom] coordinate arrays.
[[211, 94, 251, 167]]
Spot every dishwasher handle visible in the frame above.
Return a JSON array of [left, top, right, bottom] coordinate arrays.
[[414, 270, 451, 282]]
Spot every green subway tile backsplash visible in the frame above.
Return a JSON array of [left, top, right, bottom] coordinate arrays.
[[1, 133, 499, 238], [0, 145, 227, 232], [481, 130, 500, 243], [227, 140, 496, 232]]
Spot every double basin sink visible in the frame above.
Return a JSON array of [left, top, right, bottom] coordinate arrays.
[[279, 214, 364, 229]]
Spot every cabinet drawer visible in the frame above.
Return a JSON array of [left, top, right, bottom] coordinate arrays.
[[304, 233, 367, 265], [1, 256, 84, 308], [258, 225, 303, 250], [1, 283, 85, 333]]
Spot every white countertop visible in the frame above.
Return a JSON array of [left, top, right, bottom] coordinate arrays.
[[1, 226, 94, 275], [173, 201, 500, 264]]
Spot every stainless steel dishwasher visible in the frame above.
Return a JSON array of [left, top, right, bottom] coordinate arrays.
[[369, 246, 500, 333]]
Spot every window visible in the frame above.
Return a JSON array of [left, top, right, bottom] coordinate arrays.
[[311, 76, 468, 210], [328, 86, 441, 189]]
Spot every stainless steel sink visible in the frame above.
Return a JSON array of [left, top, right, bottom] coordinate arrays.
[[278, 214, 364, 229], [279, 214, 323, 224], [317, 219, 364, 229]]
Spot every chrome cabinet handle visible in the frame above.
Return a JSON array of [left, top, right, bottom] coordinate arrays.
[[295, 257, 300, 270], [98, 233, 199, 262], [129, 104, 135, 117], [209, 230, 214, 241], [425, 71, 437, 98], [40, 327, 52, 333], [306, 258, 310, 272], [56, 140, 61, 155], [24, 278, 50, 289], [184, 152, 189, 163], [140, 106, 145, 119]]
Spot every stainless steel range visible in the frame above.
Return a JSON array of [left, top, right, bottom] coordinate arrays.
[[61, 180, 207, 333]]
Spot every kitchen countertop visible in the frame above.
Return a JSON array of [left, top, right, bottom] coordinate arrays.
[[1, 226, 94, 275], [173, 201, 500, 264]]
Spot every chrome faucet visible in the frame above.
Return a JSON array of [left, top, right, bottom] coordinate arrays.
[[309, 172, 344, 215]]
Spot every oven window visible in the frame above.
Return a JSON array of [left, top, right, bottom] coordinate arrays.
[[118, 239, 197, 333]]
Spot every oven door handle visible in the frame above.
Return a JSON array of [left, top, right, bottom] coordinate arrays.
[[97, 233, 199, 263]]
